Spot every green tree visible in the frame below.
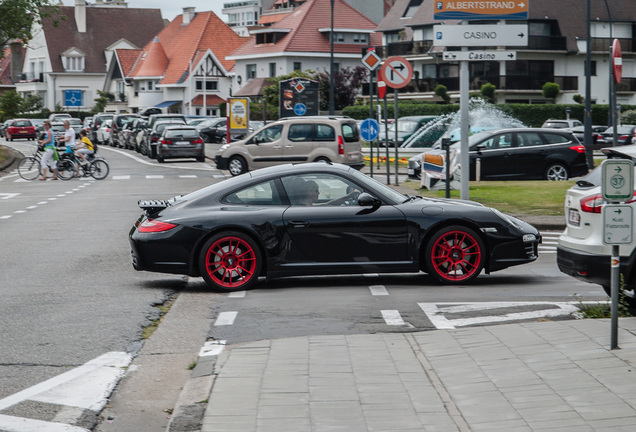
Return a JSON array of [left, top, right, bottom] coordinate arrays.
[[0, 90, 23, 120], [480, 83, 496, 103], [21, 93, 43, 113], [91, 90, 109, 114], [542, 82, 560, 102], [0, 1, 61, 56], [434, 84, 450, 104], [621, 109, 636, 125]]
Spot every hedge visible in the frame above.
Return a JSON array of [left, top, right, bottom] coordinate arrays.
[[342, 103, 631, 127]]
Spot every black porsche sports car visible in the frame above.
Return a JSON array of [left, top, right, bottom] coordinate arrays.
[[129, 163, 541, 291]]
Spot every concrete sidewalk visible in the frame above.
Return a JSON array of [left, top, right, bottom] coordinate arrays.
[[194, 318, 636, 432]]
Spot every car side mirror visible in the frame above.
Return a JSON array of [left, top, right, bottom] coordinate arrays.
[[475, 144, 486, 154], [358, 192, 380, 208]]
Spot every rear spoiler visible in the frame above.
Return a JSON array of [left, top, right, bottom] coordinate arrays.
[[138, 199, 170, 216]]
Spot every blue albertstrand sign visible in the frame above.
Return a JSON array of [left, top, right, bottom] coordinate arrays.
[[434, 1, 528, 20]]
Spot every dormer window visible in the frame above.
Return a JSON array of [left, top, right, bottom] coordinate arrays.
[[61, 48, 86, 72]]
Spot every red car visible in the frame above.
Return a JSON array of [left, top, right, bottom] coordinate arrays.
[[5, 119, 36, 141]]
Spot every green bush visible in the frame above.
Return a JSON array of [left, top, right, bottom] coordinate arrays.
[[542, 82, 560, 101], [621, 109, 636, 125]]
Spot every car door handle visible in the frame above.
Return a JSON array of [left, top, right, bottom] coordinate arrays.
[[273, 145, 282, 149], [289, 220, 309, 227]]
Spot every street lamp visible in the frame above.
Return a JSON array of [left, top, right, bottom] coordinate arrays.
[[329, 0, 335, 115]]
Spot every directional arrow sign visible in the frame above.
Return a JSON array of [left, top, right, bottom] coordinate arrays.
[[443, 50, 517, 61], [603, 205, 633, 244], [434, 0, 528, 20], [602, 159, 634, 201], [433, 24, 528, 47]]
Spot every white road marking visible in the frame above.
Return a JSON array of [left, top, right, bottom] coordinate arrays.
[[0, 351, 132, 412], [199, 340, 227, 357], [419, 302, 582, 330], [1, 215, 11, 219], [228, 291, 246, 298], [179, 175, 198, 178], [215, 311, 238, 326], [369, 285, 389, 296], [0, 193, 20, 199], [146, 175, 164, 179], [0, 414, 90, 432], [381, 310, 405, 325], [112, 175, 130, 180]]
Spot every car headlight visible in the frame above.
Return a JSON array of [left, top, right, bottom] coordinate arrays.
[[523, 234, 537, 242], [219, 143, 230, 152], [491, 208, 522, 230]]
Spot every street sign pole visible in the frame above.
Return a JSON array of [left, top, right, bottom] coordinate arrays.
[[384, 91, 389, 185], [602, 158, 634, 349], [369, 70, 375, 177]]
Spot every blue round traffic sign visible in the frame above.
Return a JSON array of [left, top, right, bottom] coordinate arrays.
[[360, 118, 380, 142], [294, 103, 307, 116]]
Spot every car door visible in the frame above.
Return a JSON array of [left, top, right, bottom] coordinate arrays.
[[280, 173, 408, 266], [513, 131, 551, 179], [469, 132, 518, 180], [245, 123, 286, 169], [282, 123, 316, 162]]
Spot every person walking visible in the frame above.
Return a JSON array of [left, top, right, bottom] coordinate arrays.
[[38, 120, 58, 180]]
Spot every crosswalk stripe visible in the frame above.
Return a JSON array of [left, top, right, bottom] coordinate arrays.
[[215, 311, 238, 326]]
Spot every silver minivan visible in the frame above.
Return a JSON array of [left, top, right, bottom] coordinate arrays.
[[214, 116, 365, 176]]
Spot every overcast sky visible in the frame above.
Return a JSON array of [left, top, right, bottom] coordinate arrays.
[[61, 0, 226, 22]]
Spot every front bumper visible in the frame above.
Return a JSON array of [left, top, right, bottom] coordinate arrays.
[[215, 155, 229, 170]]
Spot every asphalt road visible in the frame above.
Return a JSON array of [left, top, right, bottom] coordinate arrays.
[[0, 139, 608, 431]]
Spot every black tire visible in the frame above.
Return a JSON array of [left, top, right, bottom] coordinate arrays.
[[314, 156, 331, 163], [157, 156, 164, 163], [140, 140, 148, 156], [17, 157, 41, 180], [545, 163, 569, 181], [198, 231, 262, 291], [196, 156, 205, 162], [424, 225, 485, 284], [89, 159, 109, 180], [56, 159, 76, 180], [228, 155, 247, 176], [149, 146, 157, 159]]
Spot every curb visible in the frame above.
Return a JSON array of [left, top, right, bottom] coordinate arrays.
[[0, 144, 23, 174]]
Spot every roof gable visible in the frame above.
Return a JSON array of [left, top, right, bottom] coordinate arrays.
[[230, 0, 381, 58], [40, 6, 165, 74], [129, 11, 248, 85]]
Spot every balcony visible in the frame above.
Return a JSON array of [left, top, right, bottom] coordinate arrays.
[[19, 72, 44, 83], [590, 37, 634, 53]]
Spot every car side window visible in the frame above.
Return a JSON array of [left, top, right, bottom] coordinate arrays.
[[497, 133, 514, 148], [542, 133, 569, 144], [315, 124, 335, 141], [288, 124, 313, 142], [254, 125, 283, 143], [223, 180, 282, 205], [282, 174, 362, 207], [517, 133, 544, 147]]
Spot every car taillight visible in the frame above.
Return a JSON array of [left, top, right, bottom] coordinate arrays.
[[580, 194, 603, 213], [192, 138, 203, 144], [138, 219, 177, 233], [570, 145, 586, 153], [338, 136, 344, 155], [161, 139, 173, 144]]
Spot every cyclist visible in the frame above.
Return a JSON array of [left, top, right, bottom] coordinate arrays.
[[38, 120, 59, 180], [75, 130, 94, 165], [58, 120, 78, 174]]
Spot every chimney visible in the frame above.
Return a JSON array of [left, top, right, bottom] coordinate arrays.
[[183, 7, 195, 25], [75, 0, 86, 33], [10, 42, 24, 84]]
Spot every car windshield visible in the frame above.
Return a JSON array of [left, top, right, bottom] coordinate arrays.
[[348, 170, 409, 204], [388, 120, 419, 133], [544, 122, 568, 128]]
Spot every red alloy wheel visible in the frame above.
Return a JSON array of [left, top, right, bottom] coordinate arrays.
[[202, 233, 260, 290], [428, 227, 484, 283]]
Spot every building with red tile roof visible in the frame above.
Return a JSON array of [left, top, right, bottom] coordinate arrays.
[[106, 7, 248, 116], [15, 1, 164, 111], [228, 0, 381, 98]]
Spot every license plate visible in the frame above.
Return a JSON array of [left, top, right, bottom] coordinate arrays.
[[176, 141, 190, 145], [19, 130, 27, 133], [568, 209, 580, 226]]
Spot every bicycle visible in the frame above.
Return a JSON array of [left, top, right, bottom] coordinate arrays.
[[57, 150, 110, 180], [17, 146, 44, 180]]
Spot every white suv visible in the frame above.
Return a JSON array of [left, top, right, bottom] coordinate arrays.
[[557, 145, 636, 307], [214, 116, 365, 176]]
